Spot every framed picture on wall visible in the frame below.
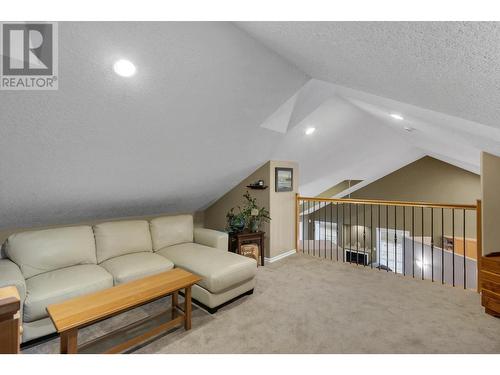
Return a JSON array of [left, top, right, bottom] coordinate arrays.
[[275, 167, 293, 192]]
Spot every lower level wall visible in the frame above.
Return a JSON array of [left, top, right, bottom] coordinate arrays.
[[203, 162, 271, 255]]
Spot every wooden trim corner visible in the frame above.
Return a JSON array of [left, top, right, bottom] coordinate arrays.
[[477, 199, 482, 293]]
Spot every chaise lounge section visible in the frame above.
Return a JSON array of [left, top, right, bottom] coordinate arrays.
[[0, 214, 257, 343]]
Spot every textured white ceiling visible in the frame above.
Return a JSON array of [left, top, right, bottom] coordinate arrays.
[[267, 87, 425, 197], [2, 22, 497, 229], [262, 78, 498, 197], [237, 22, 500, 128], [0, 22, 308, 228]]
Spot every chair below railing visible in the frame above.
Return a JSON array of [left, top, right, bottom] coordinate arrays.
[[295, 195, 482, 291]]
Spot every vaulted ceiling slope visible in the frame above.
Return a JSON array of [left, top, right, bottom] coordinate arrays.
[[0, 22, 308, 228], [237, 22, 500, 196], [237, 22, 500, 128], [2, 22, 499, 229]]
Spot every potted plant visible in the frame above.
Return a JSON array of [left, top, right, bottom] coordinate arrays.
[[225, 207, 246, 234], [226, 191, 271, 233]]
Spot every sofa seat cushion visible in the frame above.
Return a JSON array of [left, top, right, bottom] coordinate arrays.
[[24, 265, 113, 322], [157, 243, 257, 294], [100, 252, 174, 285]]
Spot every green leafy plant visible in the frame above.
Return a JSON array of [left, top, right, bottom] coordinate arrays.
[[225, 207, 246, 233], [226, 191, 271, 233]]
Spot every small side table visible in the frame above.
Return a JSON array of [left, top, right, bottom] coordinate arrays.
[[0, 286, 21, 354], [229, 231, 265, 266]]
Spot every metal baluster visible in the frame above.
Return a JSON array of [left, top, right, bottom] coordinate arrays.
[[349, 203, 352, 264], [356, 204, 359, 265], [329, 202, 332, 257], [318, 202, 321, 258], [319, 202, 322, 258], [318, 202, 326, 257], [324, 201, 327, 259], [363, 204, 366, 267], [302, 200, 305, 254], [452, 209, 455, 287], [370, 205, 373, 269], [441, 208, 444, 284], [313, 201, 316, 257], [403, 206, 406, 276], [431, 208, 434, 282], [320, 202, 323, 258], [386, 205, 389, 272], [336, 203, 339, 261], [378, 205, 381, 270], [421, 207, 424, 280], [463, 209, 466, 289], [309, 201, 314, 255], [307, 201, 310, 255], [412, 206, 415, 278], [304, 201, 311, 255], [394, 205, 397, 274], [342, 203, 345, 263]]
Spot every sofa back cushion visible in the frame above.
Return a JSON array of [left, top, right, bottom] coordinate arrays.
[[94, 220, 152, 263], [6, 226, 97, 279], [150, 215, 193, 251]]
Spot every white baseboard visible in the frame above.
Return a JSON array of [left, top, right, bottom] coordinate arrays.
[[264, 249, 296, 264]]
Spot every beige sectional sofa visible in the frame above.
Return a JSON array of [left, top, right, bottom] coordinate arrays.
[[0, 214, 257, 343]]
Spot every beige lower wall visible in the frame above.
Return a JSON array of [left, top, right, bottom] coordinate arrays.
[[269, 161, 299, 258], [300, 156, 480, 252], [350, 156, 480, 204], [204, 162, 271, 253], [481, 152, 500, 256], [349, 156, 479, 241]]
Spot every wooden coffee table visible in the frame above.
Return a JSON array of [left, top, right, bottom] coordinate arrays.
[[47, 268, 201, 354]]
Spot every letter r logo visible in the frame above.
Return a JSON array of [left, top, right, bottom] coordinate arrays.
[[2, 23, 53, 75]]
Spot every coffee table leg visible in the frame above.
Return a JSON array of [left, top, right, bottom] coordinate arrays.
[[171, 290, 178, 319], [184, 286, 192, 330], [60, 328, 78, 354]]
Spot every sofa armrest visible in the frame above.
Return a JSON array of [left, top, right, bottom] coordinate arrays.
[[194, 228, 228, 251], [0, 259, 26, 303]]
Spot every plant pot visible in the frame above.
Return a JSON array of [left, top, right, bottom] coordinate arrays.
[[230, 217, 245, 233], [250, 220, 259, 233]]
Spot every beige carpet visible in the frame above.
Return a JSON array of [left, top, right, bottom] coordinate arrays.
[[22, 253, 500, 354]]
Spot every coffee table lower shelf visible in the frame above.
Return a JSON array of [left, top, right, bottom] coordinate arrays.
[[78, 300, 185, 354]]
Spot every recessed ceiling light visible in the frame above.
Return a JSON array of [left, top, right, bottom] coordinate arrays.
[[113, 59, 136, 77], [390, 113, 404, 120], [305, 127, 316, 135]]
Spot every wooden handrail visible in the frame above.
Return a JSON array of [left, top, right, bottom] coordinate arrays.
[[296, 195, 482, 292], [295, 193, 300, 254], [297, 196, 478, 210]]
